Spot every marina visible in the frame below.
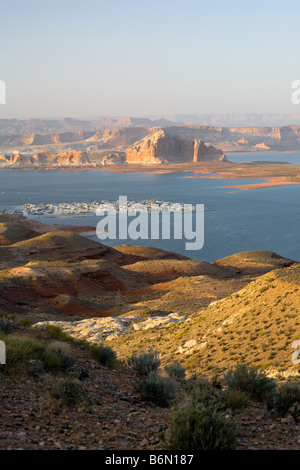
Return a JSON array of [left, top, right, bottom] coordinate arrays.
[[14, 200, 199, 216]]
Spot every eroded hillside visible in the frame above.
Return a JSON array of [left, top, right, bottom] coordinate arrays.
[[0, 215, 299, 380]]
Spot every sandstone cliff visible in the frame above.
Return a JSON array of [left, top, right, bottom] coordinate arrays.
[[126, 129, 227, 164], [6, 150, 91, 168]]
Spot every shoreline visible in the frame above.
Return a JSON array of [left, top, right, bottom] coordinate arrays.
[[225, 176, 300, 191], [183, 175, 300, 190], [182, 174, 300, 190], [1, 158, 300, 191]]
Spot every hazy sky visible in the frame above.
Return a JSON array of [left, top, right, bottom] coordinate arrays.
[[1, 0, 300, 118]]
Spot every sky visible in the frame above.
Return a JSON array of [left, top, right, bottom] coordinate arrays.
[[1, 0, 300, 119]]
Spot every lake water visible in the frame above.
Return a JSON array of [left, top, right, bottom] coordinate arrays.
[[0, 151, 300, 263], [228, 151, 300, 165]]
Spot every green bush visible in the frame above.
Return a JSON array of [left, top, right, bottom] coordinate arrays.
[[211, 373, 222, 389], [165, 362, 186, 380], [224, 389, 250, 410], [45, 325, 73, 342], [129, 351, 161, 375], [135, 371, 177, 407], [189, 378, 224, 410], [267, 382, 300, 421], [165, 401, 236, 450], [88, 343, 117, 368], [1, 334, 74, 376], [49, 379, 87, 407], [20, 318, 32, 328], [54, 350, 75, 371], [224, 364, 276, 401]]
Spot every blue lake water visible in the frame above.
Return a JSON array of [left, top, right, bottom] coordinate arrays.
[[228, 151, 300, 165], [0, 152, 300, 263]]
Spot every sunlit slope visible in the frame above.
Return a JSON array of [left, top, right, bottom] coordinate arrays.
[[108, 263, 300, 378]]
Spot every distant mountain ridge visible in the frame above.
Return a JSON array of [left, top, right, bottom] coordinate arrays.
[[1, 124, 300, 159], [2, 114, 300, 137], [174, 113, 300, 127], [0, 117, 177, 136]]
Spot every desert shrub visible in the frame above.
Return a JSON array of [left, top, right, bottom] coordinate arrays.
[[188, 378, 224, 410], [54, 350, 75, 371], [211, 373, 222, 389], [224, 389, 250, 410], [45, 325, 73, 342], [47, 339, 72, 354], [47, 342, 75, 371], [1, 334, 74, 376], [165, 362, 186, 380], [20, 318, 32, 328], [164, 401, 236, 450], [88, 343, 117, 368], [49, 379, 87, 407], [0, 319, 12, 334], [25, 359, 45, 377], [135, 371, 177, 407], [129, 351, 161, 375], [224, 364, 276, 401], [0, 312, 16, 320], [267, 382, 300, 421]]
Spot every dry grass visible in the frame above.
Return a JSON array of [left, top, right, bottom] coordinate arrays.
[[108, 265, 300, 379]]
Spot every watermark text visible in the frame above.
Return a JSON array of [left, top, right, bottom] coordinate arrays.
[[0, 80, 6, 105], [95, 196, 204, 251], [0, 340, 5, 364], [291, 80, 300, 105]]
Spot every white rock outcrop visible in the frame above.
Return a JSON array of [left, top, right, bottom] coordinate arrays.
[[33, 313, 186, 344]]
